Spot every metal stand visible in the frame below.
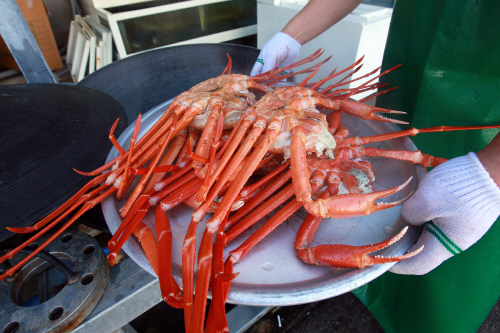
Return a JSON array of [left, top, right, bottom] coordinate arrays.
[[0, 231, 108, 333], [73, 257, 272, 333], [0, 0, 56, 83]]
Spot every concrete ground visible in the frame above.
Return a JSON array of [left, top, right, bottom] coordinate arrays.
[[128, 292, 500, 333]]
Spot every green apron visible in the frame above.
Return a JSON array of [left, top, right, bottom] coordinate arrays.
[[351, 1, 500, 332]]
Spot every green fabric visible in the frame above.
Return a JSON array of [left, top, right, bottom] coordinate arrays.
[[351, 1, 500, 332]]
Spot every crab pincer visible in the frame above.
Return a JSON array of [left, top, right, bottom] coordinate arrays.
[[303, 177, 413, 219], [331, 99, 408, 124], [296, 226, 424, 269]]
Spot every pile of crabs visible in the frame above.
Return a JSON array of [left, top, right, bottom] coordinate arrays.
[[2, 50, 498, 332]]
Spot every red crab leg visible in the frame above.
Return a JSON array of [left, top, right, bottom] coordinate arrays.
[[202, 117, 283, 226], [303, 178, 413, 219], [112, 108, 179, 176], [77, 104, 179, 178], [155, 206, 184, 308], [327, 110, 342, 133], [192, 104, 221, 171], [326, 98, 407, 124], [108, 167, 196, 252], [132, 221, 159, 276], [206, 223, 231, 333], [0, 186, 116, 280], [290, 126, 313, 203], [196, 109, 224, 202], [176, 128, 200, 168], [238, 159, 291, 198], [6, 172, 109, 233], [225, 167, 292, 231], [129, 165, 180, 176], [72, 155, 122, 177], [108, 157, 194, 254], [191, 114, 264, 222], [333, 123, 350, 143], [154, 164, 195, 192], [224, 180, 325, 282], [222, 53, 232, 75], [180, 117, 265, 329], [76, 109, 173, 178], [112, 172, 201, 254], [115, 166, 196, 250], [292, 126, 412, 219], [107, 204, 151, 265], [214, 110, 249, 158], [337, 124, 500, 148], [296, 226, 424, 268], [358, 86, 398, 103], [181, 221, 197, 332], [109, 118, 126, 156], [344, 64, 401, 100], [115, 168, 198, 246], [193, 111, 256, 204], [117, 114, 142, 198], [295, 182, 339, 250], [1, 183, 111, 263], [311, 57, 368, 91], [108, 197, 149, 252], [225, 182, 295, 245], [297, 59, 324, 87], [118, 95, 211, 211], [252, 49, 323, 80], [320, 66, 380, 97], [120, 113, 178, 217], [144, 128, 187, 192], [192, 119, 283, 333], [160, 177, 203, 210], [265, 55, 332, 86], [346, 146, 448, 168]]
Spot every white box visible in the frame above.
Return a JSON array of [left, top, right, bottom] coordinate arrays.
[[257, 1, 392, 100], [81, 0, 258, 60]]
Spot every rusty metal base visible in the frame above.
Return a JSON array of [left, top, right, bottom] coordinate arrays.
[[0, 231, 108, 333]]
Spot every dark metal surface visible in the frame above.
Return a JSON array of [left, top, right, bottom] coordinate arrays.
[[0, 230, 109, 333], [0, 84, 127, 242], [78, 43, 260, 124]]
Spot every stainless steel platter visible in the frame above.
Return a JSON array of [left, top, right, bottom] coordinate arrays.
[[102, 97, 426, 306]]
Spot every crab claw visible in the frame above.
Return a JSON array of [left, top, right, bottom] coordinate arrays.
[[303, 177, 413, 219], [335, 100, 408, 124], [297, 226, 424, 268]]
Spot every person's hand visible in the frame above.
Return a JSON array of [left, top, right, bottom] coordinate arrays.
[[250, 32, 301, 77], [390, 152, 500, 275]]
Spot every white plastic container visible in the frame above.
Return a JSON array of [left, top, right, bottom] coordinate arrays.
[[257, 0, 393, 100]]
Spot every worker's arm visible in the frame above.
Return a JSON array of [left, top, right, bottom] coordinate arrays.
[[282, 0, 364, 45], [251, 0, 363, 76], [476, 132, 500, 187]]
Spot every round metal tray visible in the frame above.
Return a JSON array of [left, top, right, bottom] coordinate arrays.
[[102, 98, 426, 306]]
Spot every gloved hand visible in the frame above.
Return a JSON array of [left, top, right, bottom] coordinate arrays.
[[250, 32, 302, 77], [390, 152, 500, 275]]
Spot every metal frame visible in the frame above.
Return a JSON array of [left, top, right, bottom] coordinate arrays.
[[74, 257, 272, 333], [0, 0, 56, 83]]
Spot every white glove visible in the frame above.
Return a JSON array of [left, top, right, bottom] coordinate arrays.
[[250, 32, 301, 77], [390, 152, 500, 275]]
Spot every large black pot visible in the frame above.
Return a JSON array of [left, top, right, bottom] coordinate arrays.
[[78, 43, 260, 125], [0, 84, 127, 242]]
